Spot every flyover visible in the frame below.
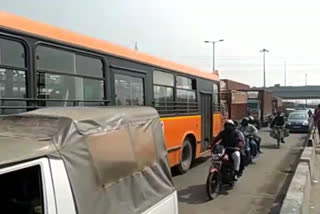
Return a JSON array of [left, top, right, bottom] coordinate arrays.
[[254, 85, 320, 99]]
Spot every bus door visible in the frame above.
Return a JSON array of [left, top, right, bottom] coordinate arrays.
[[200, 92, 213, 152], [112, 69, 146, 106]]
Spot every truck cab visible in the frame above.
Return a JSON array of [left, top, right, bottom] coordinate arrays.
[[248, 99, 261, 120]]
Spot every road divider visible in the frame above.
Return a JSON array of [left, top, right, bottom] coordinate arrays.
[[280, 128, 317, 214]]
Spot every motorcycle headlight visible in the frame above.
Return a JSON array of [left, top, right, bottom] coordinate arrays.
[[302, 121, 308, 126]]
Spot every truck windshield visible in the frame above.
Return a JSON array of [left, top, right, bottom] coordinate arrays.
[[248, 102, 258, 109], [0, 165, 43, 214]]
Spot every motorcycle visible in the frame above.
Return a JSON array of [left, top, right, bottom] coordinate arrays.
[[206, 145, 238, 200]]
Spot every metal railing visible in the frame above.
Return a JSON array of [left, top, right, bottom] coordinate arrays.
[[0, 97, 110, 114], [212, 103, 222, 113], [152, 100, 199, 115]]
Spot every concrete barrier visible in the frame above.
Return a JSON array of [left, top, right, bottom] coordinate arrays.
[[300, 147, 315, 179], [280, 128, 316, 214], [280, 162, 310, 214]]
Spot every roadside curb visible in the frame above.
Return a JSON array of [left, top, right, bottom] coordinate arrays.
[[280, 129, 316, 214]]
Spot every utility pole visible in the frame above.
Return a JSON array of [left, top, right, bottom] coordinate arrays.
[[134, 41, 139, 51], [305, 73, 308, 107], [204, 39, 224, 72], [284, 61, 287, 86], [260, 49, 269, 88], [305, 73, 308, 86]]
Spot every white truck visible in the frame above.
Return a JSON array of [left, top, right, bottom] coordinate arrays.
[[0, 107, 178, 214]]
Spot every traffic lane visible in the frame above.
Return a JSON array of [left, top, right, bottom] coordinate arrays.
[[173, 128, 307, 214]]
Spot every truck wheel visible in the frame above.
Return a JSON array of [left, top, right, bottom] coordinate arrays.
[[177, 139, 193, 174]]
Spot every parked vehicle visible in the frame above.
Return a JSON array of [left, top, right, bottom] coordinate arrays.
[[206, 145, 237, 200], [286, 111, 311, 133], [0, 107, 178, 214], [246, 90, 273, 128]]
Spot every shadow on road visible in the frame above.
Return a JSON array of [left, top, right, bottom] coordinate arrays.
[[178, 184, 209, 204], [178, 184, 232, 205], [261, 143, 279, 150]]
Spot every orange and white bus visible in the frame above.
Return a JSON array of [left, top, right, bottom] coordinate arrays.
[[0, 12, 223, 173]]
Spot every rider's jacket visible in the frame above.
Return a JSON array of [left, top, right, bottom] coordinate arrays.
[[239, 124, 258, 137], [271, 115, 285, 127], [213, 128, 244, 148]]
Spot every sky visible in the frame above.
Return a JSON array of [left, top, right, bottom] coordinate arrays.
[[2, 0, 320, 87]]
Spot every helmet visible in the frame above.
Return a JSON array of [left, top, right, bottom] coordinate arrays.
[[224, 119, 235, 131], [225, 119, 235, 126], [248, 116, 254, 121], [241, 117, 249, 126]]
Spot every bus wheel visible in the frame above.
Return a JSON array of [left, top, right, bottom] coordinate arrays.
[[178, 139, 193, 174]]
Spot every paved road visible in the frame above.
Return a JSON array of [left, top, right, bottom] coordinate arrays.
[[173, 128, 307, 214]]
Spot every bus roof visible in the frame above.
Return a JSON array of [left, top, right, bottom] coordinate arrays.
[[0, 11, 219, 81]]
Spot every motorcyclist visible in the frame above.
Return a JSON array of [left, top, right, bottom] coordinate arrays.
[[248, 116, 263, 154], [212, 120, 244, 181], [271, 111, 286, 143], [239, 117, 258, 157]]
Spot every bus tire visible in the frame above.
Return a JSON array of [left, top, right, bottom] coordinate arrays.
[[177, 138, 193, 174]]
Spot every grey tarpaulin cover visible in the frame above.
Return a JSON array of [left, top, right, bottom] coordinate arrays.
[[0, 107, 175, 214]]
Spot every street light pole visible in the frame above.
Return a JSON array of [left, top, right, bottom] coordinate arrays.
[[284, 61, 287, 86], [260, 49, 269, 88], [205, 39, 224, 72], [305, 73, 308, 107]]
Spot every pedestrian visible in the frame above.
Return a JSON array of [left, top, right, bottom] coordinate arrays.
[[314, 104, 320, 138]]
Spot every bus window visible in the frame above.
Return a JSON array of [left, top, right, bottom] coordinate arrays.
[[36, 45, 105, 106], [37, 73, 104, 106], [37, 46, 74, 73], [176, 76, 197, 113], [114, 73, 144, 106], [153, 70, 174, 113], [0, 38, 27, 115], [76, 54, 103, 78]]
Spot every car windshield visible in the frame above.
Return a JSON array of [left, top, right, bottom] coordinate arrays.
[[288, 113, 307, 120]]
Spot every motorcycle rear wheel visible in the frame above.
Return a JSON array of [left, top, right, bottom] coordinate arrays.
[[206, 172, 221, 200]]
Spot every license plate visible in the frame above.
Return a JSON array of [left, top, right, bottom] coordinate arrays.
[[293, 126, 300, 128]]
